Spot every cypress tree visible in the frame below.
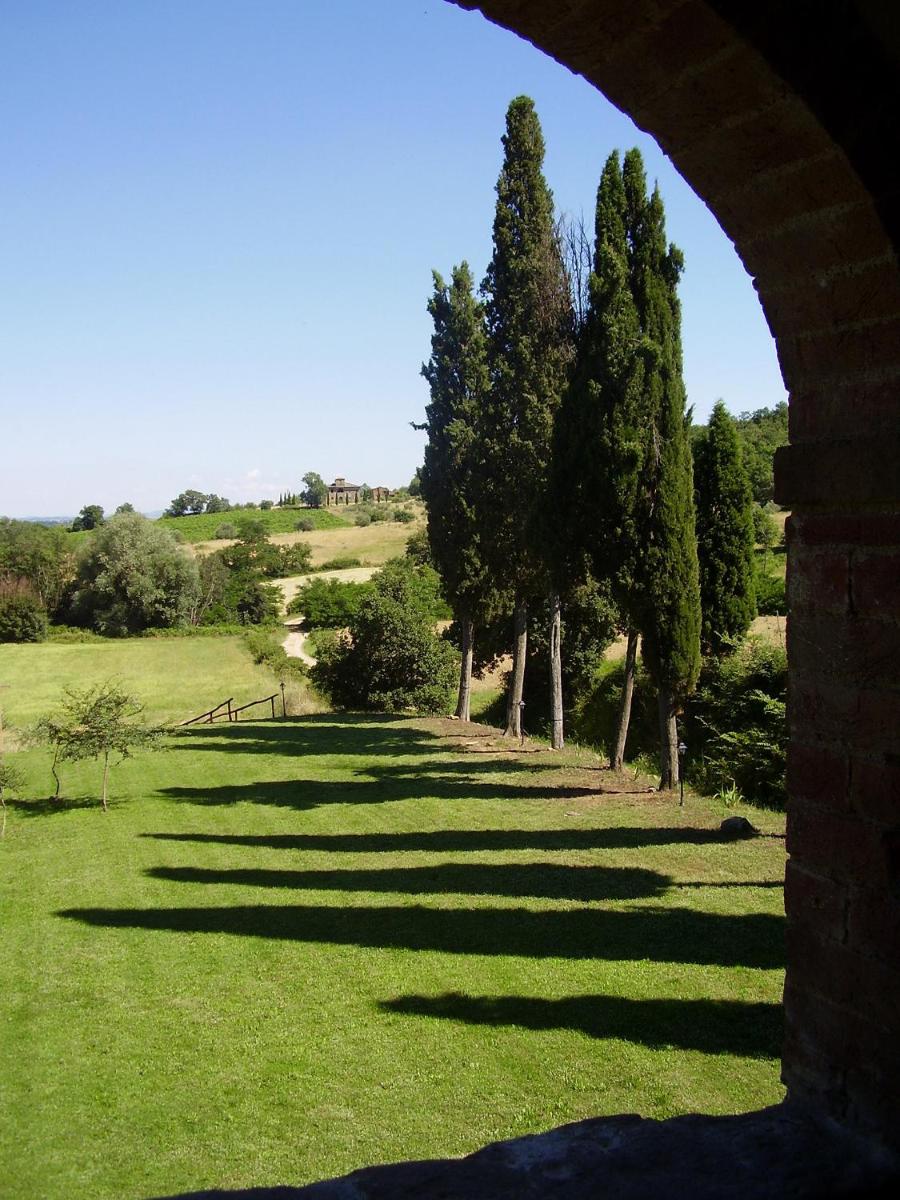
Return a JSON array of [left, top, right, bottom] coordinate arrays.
[[693, 400, 757, 656], [420, 263, 494, 721], [624, 156, 701, 790], [481, 96, 573, 739]]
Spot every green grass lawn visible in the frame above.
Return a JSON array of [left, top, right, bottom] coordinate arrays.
[[0, 642, 786, 1200], [158, 506, 349, 543]]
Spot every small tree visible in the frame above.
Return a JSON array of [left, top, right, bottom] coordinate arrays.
[[301, 472, 328, 508], [0, 578, 48, 643], [34, 682, 160, 810], [115, 502, 136, 515], [70, 504, 105, 532], [0, 758, 24, 836], [165, 490, 209, 517], [205, 494, 231, 514]]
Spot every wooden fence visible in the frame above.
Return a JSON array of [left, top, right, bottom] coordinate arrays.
[[179, 693, 279, 727]]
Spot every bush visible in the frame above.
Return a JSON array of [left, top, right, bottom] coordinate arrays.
[[259, 500, 274, 511], [394, 508, 415, 523], [755, 570, 787, 615], [243, 627, 307, 682], [214, 523, 237, 540], [286, 578, 373, 627], [353, 511, 372, 527], [311, 559, 456, 714], [318, 556, 362, 571], [295, 518, 315, 532], [683, 639, 787, 808], [0, 578, 48, 643]]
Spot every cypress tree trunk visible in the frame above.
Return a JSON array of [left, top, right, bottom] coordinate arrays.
[[456, 617, 474, 722], [611, 629, 638, 771], [504, 602, 528, 738], [101, 752, 110, 812], [657, 686, 679, 791], [549, 591, 563, 749]]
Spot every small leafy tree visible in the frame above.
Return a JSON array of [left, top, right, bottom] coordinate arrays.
[[114, 502, 136, 515], [165, 490, 209, 517], [0, 757, 24, 835], [34, 682, 161, 809], [205, 494, 231, 514], [70, 504, 105, 532], [301, 472, 328, 508], [0, 578, 48, 642]]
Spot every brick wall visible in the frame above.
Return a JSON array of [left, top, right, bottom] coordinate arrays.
[[458, 0, 900, 1147]]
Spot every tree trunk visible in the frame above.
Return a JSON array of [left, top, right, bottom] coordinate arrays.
[[101, 752, 110, 812], [51, 748, 62, 799], [504, 602, 528, 738], [456, 617, 474, 722], [549, 591, 563, 750], [657, 685, 679, 791], [611, 629, 639, 771]]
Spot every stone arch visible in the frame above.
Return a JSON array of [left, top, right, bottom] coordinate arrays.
[[457, 0, 900, 1148]]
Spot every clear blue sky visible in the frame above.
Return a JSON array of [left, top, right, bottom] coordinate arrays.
[[0, 0, 787, 519]]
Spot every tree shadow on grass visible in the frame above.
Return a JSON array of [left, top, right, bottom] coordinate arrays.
[[379, 992, 783, 1059], [145, 861, 672, 902], [7, 796, 101, 817], [170, 714, 442, 760], [143, 826, 732, 852], [158, 770, 603, 810], [58, 903, 784, 967]]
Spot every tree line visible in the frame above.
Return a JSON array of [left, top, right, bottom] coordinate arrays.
[[420, 96, 765, 790]]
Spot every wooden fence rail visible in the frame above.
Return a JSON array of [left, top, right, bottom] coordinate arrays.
[[179, 693, 279, 727]]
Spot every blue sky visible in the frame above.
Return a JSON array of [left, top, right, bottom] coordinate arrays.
[[0, 0, 787, 518]]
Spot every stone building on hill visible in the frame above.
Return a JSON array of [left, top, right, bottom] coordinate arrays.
[[325, 478, 391, 506]]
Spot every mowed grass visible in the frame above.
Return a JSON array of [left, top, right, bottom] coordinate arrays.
[[159, 506, 349, 543], [1, 643, 786, 1200], [0, 635, 284, 731]]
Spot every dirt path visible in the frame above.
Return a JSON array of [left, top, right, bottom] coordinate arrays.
[[282, 627, 317, 666]]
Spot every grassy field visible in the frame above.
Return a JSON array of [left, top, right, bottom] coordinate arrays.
[[1, 639, 786, 1200], [158, 506, 350, 543]]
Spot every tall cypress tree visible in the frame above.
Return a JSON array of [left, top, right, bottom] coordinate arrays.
[[420, 263, 494, 720], [481, 96, 573, 738], [693, 400, 757, 656], [624, 157, 701, 790]]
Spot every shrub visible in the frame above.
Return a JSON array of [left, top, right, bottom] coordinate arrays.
[[353, 511, 372, 527], [311, 559, 456, 714], [259, 500, 274, 511], [755, 570, 787, 615], [318, 556, 362, 571], [243, 626, 307, 681], [394, 508, 414, 523], [295, 518, 315, 532], [0, 579, 48, 643], [286, 578, 373, 627], [214, 523, 237, 540]]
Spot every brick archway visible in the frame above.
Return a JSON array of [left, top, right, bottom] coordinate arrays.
[[459, 0, 900, 1148]]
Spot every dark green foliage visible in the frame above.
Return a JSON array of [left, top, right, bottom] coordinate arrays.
[[165, 490, 209, 517], [374, 556, 450, 622], [481, 96, 574, 602], [404, 529, 432, 567], [683, 640, 787, 808], [214, 523, 237, 540], [734, 403, 788, 506], [360, 485, 374, 502], [693, 402, 757, 655], [394, 508, 414, 524], [0, 518, 74, 617], [311, 558, 456, 714], [286, 578, 374, 627], [205, 494, 231, 514], [295, 517, 315, 532], [259, 500, 274, 511], [70, 504, 105, 532], [752, 506, 779, 551], [70, 514, 201, 636], [242, 627, 307, 682], [408, 469, 422, 497], [318, 556, 362, 571], [755, 569, 787, 616], [0, 578, 48, 643], [114, 503, 136, 515], [421, 262, 493, 629], [302, 472, 328, 508]]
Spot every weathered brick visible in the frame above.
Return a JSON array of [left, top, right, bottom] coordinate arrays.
[[779, 314, 900, 384], [787, 741, 850, 810], [787, 799, 888, 886], [847, 889, 900, 965], [790, 679, 900, 752], [790, 512, 900, 549], [852, 551, 900, 618], [789, 378, 900, 440], [784, 860, 849, 941], [789, 613, 900, 687], [850, 753, 900, 824], [788, 549, 850, 613], [785, 925, 900, 1028]]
